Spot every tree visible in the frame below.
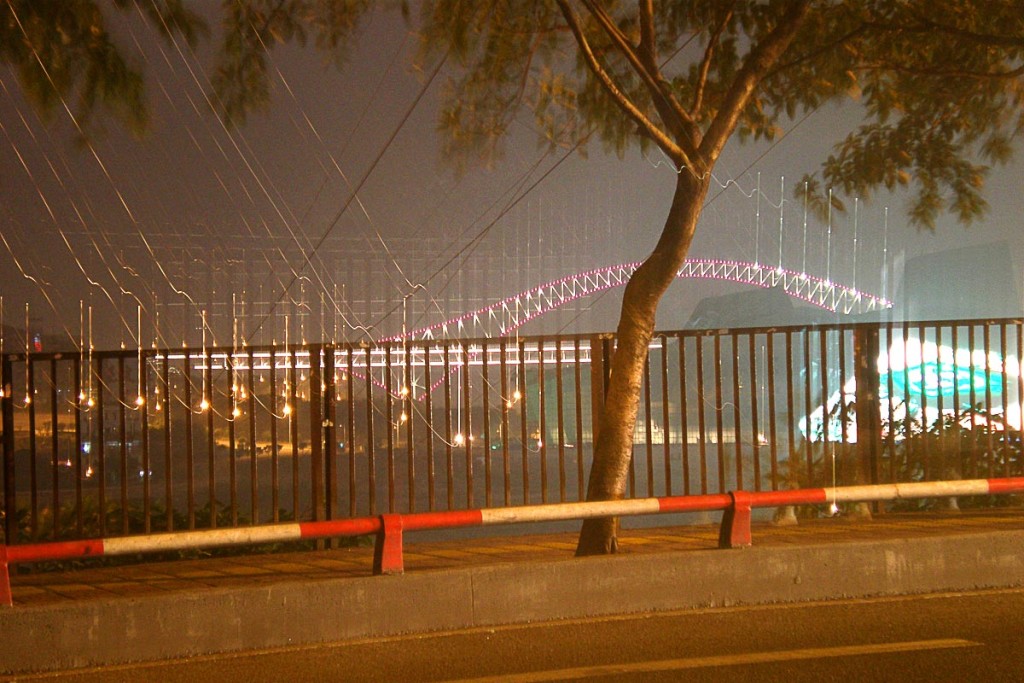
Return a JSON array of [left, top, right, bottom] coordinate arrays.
[[6, 1, 1024, 555], [398, 1, 1024, 554]]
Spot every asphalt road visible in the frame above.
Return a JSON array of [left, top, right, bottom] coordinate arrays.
[[9, 588, 1024, 682]]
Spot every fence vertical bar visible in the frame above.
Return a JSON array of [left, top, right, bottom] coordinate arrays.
[[443, 343, 453, 510], [324, 347, 336, 521], [555, 339, 566, 502], [140, 353, 151, 532], [713, 334, 725, 492], [117, 356, 128, 535], [983, 324, 995, 477], [482, 343, 493, 508], [951, 326, 961, 481], [346, 349, 357, 517], [1, 355, 15, 544], [463, 344, 473, 507], [731, 334, 743, 491], [96, 357, 106, 536], [538, 340, 548, 503], [227, 357, 237, 526], [309, 345, 325, 526], [248, 348, 258, 525], [384, 346, 395, 513], [769, 332, 781, 492], [677, 335, 691, 496], [695, 335, 708, 494], [918, 324, 930, 480], [403, 343, 414, 513], [748, 334, 761, 491], [642, 353, 653, 498], [999, 323, 1009, 478], [28, 357, 37, 537], [519, 339, 529, 503], [162, 354, 172, 531], [500, 340, 511, 506], [183, 351, 194, 529], [73, 356, 84, 535], [206, 351, 216, 529], [288, 349, 299, 518], [803, 329, 813, 484], [968, 325, 978, 477], [269, 349, 279, 523], [886, 322, 897, 484], [574, 338, 585, 502], [49, 358, 59, 539], [362, 350, 374, 516], [660, 335, 671, 497], [422, 345, 435, 512]]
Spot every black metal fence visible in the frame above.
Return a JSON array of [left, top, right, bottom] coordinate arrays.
[[3, 318, 1023, 544]]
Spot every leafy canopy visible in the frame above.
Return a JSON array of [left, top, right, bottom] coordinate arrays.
[[3, 1, 1023, 228]]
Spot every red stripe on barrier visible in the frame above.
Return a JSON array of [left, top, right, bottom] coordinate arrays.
[[657, 494, 733, 513], [747, 488, 829, 508], [986, 477, 1024, 495], [298, 517, 382, 539], [402, 510, 483, 531], [7, 539, 105, 564]]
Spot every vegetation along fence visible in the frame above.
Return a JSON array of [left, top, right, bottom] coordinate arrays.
[[2, 318, 1023, 545]]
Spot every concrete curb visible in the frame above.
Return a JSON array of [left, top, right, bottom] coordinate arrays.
[[2, 529, 1023, 674]]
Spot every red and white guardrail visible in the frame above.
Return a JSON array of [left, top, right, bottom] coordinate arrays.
[[3, 476, 1023, 606]]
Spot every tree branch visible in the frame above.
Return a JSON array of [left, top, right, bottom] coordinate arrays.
[[555, 0, 699, 171], [700, 0, 811, 161], [691, 4, 734, 118], [576, 0, 700, 157]]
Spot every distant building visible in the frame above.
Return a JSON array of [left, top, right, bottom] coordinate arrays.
[[898, 242, 1021, 321]]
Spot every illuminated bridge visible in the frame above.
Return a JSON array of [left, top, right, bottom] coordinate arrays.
[[386, 259, 892, 342]]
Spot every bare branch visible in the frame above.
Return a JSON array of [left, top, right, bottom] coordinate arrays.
[[691, 4, 735, 118], [554, 0, 698, 171], [700, 0, 811, 161], [577, 0, 699, 153]]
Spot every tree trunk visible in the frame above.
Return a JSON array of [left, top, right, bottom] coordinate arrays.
[[576, 169, 710, 556]]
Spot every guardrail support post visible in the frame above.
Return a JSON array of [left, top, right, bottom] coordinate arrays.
[[718, 491, 753, 549], [1, 544, 11, 607], [373, 514, 405, 575], [2, 355, 15, 547]]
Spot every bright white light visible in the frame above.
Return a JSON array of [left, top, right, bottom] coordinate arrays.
[[513, 389, 522, 401], [135, 395, 145, 407], [283, 403, 292, 416], [453, 432, 465, 446], [232, 406, 242, 418], [199, 398, 210, 411]]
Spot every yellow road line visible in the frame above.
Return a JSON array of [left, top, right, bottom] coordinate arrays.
[[445, 639, 979, 683]]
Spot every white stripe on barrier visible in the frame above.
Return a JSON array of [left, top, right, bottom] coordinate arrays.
[[481, 498, 661, 524], [102, 524, 304, 556], [830, 479, 991, 503]]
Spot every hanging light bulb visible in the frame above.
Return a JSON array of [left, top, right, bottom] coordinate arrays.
[[399, 385, 410, 398], [283, 403, 292, 416], [513, 389, 522, 402], [453, 432, 465, 446], [400, 411, 408, 423], [86, 396, 95, 408], [232, 406, 242, 418], [135, 395, 145, 407], [199, 397, 210, 412]]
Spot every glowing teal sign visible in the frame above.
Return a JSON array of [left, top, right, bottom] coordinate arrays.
[[881, 362, 1002, 401]]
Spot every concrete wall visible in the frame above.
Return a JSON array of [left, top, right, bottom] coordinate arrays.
[[2, 530, 1023, 674]]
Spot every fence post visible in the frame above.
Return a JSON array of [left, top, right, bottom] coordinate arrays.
[[588, 334, 612, 447], [373, 514, 404, 575], [718, 490, 753, 548], [854, 325, 882, 494], [309, 345, 325, 527], [2, 355, 14, 546], [323, 347, 336, 524]]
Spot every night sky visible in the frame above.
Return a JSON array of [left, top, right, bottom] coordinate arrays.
[[2, 5, 1023, 352]]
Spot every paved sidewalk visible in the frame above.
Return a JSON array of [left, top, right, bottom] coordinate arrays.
[[7, 508, 1022, 608]]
